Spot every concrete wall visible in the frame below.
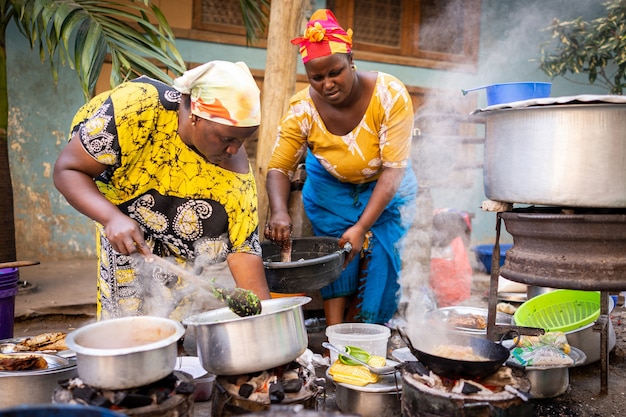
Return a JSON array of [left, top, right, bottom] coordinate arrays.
[[7, 0, 608, 261]]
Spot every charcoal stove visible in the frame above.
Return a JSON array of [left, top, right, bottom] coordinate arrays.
[[211, 360, 322, 417], [401, 363, 533, 417], [475, 96, 626, 396], [52, 371, 195, 416]]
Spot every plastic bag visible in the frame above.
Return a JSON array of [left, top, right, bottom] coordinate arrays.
[[429, 236, 472, 307], [510, 332, 573, 367]]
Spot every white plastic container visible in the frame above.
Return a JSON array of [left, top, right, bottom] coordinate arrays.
[[325, 323, 390, 364]]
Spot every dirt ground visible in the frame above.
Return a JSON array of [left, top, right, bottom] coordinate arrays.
[[9, 262, 626, 417]]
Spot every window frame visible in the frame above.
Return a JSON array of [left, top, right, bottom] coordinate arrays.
[[178, 0, 481, 71], [330, 0, 481, 72]]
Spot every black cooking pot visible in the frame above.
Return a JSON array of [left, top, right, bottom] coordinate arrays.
[[261, 237, 351, 293], [398, 327, 516, 380]]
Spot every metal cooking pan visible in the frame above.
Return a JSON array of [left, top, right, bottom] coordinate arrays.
[[261, 237, 351, 293], [398, 327, 515, 380]]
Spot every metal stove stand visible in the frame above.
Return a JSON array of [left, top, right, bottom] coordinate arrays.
[[485, 212, 613, 395]]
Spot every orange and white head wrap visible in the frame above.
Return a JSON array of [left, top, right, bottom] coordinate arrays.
[[172, 60, 261, 127], [291, 9, 353, 64]]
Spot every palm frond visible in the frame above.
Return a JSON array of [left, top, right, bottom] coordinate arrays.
[[239, 0, 270, 45], [11, 0, 186, 101]]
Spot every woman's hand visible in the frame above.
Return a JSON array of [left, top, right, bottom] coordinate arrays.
[[264, 212, 293, 247], [103, 213, 151, 255], [340, 224, 367, 266]]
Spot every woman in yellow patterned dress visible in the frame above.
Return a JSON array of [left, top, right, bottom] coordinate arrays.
[[54, 61, 271, 320], [265, 10, 417, 325]]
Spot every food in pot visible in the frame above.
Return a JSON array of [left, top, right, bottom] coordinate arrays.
[[0, 353, 48, 371], [432, 344, 489, 361], [447, 312, 487, 330], [9, 332, 68, 352]]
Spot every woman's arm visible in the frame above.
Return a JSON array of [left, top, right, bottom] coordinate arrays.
[[53, 134, 150, 255], [341, 166, 406, 264], [227, 252, 271, 299], [265, 169, 295, 243]]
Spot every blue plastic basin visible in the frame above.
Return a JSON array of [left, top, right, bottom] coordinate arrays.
[[486, 82, 551, 106], [474, 244, 513, 274]]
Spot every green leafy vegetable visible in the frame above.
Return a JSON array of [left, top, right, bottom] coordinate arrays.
[[338, 346, 371, 366]]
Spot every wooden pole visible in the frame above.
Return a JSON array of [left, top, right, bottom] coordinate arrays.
[[255, 0, 306, 234]]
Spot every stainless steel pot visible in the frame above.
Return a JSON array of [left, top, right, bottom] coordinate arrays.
[[183, 296, 310, 375], [525, 366, 569, 399], [508, 346, 585, 399], [0, 353, 77, 407], [65, 316, 185, 390], [334, 382, 401, 417], [328, 365, 401, 417], [477, 96, 626, 207]]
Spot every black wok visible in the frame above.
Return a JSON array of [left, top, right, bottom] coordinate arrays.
[[398, 327, 515, 380]]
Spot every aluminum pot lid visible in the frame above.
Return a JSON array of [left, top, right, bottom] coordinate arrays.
[[472, 94, 626, 114]]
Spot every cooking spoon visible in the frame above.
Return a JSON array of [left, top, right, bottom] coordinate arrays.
[[322, 342, 400, 375], [141, 254, 262, 317]]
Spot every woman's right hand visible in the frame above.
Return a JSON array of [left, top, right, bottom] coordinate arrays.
[[103, 213, 151, 255], [264, 212, 293, 246]]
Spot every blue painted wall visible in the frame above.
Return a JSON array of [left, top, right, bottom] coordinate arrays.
[[6, 1, 608, 260]]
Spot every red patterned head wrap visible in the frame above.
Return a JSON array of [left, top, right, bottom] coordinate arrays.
[[291, 9, 353, 64]]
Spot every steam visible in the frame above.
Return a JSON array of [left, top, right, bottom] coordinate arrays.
[[395, 1, 605, 347], [131, 235, 234, 320]]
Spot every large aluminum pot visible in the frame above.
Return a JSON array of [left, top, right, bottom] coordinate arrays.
[[183, 296, 310, 375], [65, 316, 185, 390], [477, 96, 626, 207], [0, 353, 77, 407]]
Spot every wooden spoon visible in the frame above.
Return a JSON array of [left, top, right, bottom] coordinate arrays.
[[0, 260, 40, 268]]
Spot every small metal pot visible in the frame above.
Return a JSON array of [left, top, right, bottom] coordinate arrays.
[[525, 366, 569, 399], [334, 383, 401, 417], [0, 353, 77, 407], [328, 365, 401, 417], [65, 316, 185, 390], [183, 296, 310, 375]]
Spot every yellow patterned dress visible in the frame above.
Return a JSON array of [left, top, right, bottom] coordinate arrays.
[[69, 77, 260, 320]]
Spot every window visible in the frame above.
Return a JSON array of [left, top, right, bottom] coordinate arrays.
[[188, 0, 268, 47], [329, 0, 481, 71], [182, 0, 480, 70]]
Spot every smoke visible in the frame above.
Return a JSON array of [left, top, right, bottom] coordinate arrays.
[[130, 235, 234, 320], [396, 1, 606, 345]]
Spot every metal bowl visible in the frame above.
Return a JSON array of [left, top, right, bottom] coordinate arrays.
[[261, 237, 350, 293], [183, 296, 310, 375], [65, 316, 185, 390], [425, 306, 512, 338], [0, 353, 77, 407]]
